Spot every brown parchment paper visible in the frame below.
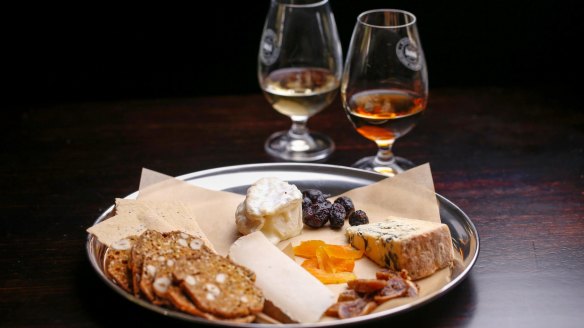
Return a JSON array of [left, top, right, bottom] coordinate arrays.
[[131, 164, 456, 319], [136, 168, 243, 257], [136, 164, 440, 254]]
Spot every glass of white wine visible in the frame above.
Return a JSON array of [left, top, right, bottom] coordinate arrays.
[[341, 9, 428, 176], [258, 0, 342, 162]]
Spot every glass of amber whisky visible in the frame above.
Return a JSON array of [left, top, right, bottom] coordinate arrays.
[[258, 0, 342, 162], [341, 9, 428, 176]]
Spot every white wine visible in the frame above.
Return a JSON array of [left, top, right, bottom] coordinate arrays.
[[262, 68, 339, 118]]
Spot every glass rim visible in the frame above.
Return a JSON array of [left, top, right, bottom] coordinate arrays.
[[357, 9, 417, 28], [272, 0, 328, 8]]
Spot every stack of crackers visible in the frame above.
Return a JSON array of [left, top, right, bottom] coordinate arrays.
[[106, 230, 264, 322], [88, 199, 265, 322]]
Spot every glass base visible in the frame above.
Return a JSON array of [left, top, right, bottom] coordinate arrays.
[[352, 156, 415, 176], [265, 130, 334, 162]]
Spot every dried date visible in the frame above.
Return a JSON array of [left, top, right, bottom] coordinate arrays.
[[349, 210, 369, 226], [334, 196, 355, 219], [328, 203, 346, 229], [301, 189, 368, 230]]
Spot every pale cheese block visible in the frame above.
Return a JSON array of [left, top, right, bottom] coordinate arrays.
[[346, 216, 454, 280], [228, 231, 335, 323]]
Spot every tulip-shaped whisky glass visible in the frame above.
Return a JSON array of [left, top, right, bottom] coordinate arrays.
[[341, 9, 428, 175], [258, 0, 342, 161]]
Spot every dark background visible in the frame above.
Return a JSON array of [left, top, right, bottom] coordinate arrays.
[[5, 0, 582, 106], [1, 2, 583, 327]]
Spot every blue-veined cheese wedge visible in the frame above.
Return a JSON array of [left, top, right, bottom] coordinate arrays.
[[346, 217, 454, 280]]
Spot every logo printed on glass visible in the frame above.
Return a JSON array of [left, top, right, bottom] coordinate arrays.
[[260, 29, 280, 65], [396, 37, 423, 71]]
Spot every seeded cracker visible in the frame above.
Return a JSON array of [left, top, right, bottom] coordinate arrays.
[[137, 231, 211, 305], [129, 230, 159, 298], [112, 229, 264, 321], [174, 254, 264, 319], [166, 286, 256, 323], [105, 236, 137, 292]]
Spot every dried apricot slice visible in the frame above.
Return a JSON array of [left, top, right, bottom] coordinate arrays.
[[301, 258, 319, 269], [329, 257, 355, 273], [315, 246, 332, 272], [304, 267, 357, 284], [323, 245, 364, 260], [295, 240, 362, 284], [293, 240, 326, 258], [315, 247, 355, 273]]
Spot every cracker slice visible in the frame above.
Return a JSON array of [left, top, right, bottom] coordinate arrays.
[[167, 287, 256, 323], [138, 231, 211, 305], [174, 255, 264, 319], [105, 236, 137, 292]]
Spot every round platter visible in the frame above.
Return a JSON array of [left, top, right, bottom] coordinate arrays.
[[87, 163, 479, 327]]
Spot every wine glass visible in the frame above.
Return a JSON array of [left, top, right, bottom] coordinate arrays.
[[258, 0, 342, 162], [341, 9, 428, 176]]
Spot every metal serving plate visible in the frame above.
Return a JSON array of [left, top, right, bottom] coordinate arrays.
[[87, 163, 479, 327]]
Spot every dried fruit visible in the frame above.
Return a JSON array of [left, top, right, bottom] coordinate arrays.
[[302, 189, 369, 229], [334, 196, 355, 219], [293, 240, 326, 258], [310, 203, 330, 227], [301, 189, 333, 228], [337, 290, 359, 302], [315, 247, 355, 273], [349, 210, 369, 226], [314, 194, 329, 204], [302, 189, 329, 203], [375, 269, 401, 280], [302, 196, 312, 209], [337, 298, 377, 319], [301, 257, 319, 269], [301, 189, 366, 230], [329, 203, 346, 229], [302, 265, 357, 284], [328, 269, 419, 318], [347, 279, 387, 294], [303, 204, 328, 228], [373, 277, 408, 303], [294, 241, 362, 284], [328, 257, 355, 273], [322, 245, 364, 260], [295, 241, 363, 261]]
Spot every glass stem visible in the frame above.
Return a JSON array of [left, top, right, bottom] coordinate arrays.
[[288, 118, 309, 138], [374, 142, 397, 167], [287, 118, 317, 149]]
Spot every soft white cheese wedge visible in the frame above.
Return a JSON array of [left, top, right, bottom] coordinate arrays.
[[346, 217, 454, 280], [235, 177, 303, 244], [229, 231, 336, 323]]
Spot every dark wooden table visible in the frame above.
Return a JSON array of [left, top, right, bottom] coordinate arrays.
[[2, 87, 583, 327]]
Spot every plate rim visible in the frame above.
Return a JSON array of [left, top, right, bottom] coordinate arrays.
[[86, 162, 480, 327]]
